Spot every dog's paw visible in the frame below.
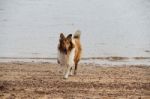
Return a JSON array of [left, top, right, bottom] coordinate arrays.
[[70, 72, 74, 76], [64, 75, 68, 79], [63, 76, 68, 79]]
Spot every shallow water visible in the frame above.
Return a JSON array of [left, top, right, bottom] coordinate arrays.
[[0, 0, 150, 61]]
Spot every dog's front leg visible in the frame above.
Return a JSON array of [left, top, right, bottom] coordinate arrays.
[[64, 64, 72, 79]]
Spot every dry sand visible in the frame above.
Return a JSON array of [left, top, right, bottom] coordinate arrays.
[[0, 62, 150, 99]]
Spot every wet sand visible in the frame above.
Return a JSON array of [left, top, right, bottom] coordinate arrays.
[[0, 62, 150, 99]]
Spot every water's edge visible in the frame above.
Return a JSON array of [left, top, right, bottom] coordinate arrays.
[[0, 56, 149, 66]]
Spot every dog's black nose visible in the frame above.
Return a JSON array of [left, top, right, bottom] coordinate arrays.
[[64, 48, 67, 54]]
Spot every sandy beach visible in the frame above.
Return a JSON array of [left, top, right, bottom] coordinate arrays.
[[0, 62, 149, 99]]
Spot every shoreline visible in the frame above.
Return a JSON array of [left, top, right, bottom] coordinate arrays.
[[0, 56, 149, 66], [0, 56, 150, 60]]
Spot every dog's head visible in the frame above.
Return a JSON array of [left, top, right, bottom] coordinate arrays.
[[58, 33, 74, 54]]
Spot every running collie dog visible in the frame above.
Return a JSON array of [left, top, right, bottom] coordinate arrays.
[[57, 30, 82, 79]]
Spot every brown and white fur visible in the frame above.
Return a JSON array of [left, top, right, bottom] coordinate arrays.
[[57, 30, 82, 79]]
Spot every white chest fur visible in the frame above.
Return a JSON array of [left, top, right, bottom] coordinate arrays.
[[68, 48, 75, 66], [57, 48, 75, 66]]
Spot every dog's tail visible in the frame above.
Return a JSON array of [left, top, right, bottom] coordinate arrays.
[[74, 30, 81, 39]]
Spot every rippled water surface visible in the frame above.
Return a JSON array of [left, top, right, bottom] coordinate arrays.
[[0, 0, 150, 60]]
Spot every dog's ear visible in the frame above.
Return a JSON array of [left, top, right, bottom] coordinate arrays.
[[60, 33, 65, 40], [67, 34, 72, 41]]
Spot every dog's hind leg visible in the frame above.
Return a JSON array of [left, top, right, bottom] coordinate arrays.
[[69, 67, 73, 76], [74, 62, 79, 75]]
